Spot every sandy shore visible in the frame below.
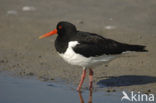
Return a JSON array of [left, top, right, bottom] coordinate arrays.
[[0, 0, 156, 93]]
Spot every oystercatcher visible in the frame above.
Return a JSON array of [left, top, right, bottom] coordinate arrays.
[[39, 21, 147, 91]]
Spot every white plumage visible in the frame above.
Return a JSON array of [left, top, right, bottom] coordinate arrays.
[[58, 41, 116, 68]]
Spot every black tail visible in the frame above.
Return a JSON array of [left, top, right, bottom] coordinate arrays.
[[124, 44, 148, 52]]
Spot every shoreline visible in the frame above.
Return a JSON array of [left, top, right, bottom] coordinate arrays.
[[0, 0, 156, 94]]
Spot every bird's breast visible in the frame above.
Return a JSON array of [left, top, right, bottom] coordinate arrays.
[[58, 41, 92, 67], [55, 37, 69, 53]]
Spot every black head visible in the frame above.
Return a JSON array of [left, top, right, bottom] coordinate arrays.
[[39, 21, 77, 39], [56, 21, 77, 36]]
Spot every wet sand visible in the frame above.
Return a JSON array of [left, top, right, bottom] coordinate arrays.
[[0, 0, 156, 94], [0, 73, 124, 103]]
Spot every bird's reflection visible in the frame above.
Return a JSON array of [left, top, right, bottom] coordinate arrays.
[[78, 90, 92, 103]]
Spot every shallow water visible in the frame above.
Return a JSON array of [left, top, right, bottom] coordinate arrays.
[[0, 73, 153, 103]]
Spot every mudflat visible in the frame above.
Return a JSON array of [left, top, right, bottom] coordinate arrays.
[[0, 0, 156, 93]]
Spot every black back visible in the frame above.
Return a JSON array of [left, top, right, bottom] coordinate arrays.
[[55, 21, 147, 57], [72, 31, 128, 57]]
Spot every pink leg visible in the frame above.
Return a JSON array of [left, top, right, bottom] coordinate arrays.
[[89, 68, 94, 90], [77, 69, 86, 91]]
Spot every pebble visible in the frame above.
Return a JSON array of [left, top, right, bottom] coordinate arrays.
[[40, 62, 44, 65], [147, 89, 151, 93], [39, 76, 49, 81], [7, 10, 17, 15], [22, 6, 36, 11], [79, 21, 84, 24], [38, 56, 42, 58], [26, 72, 34, 76], [50, 78, 54, 80], [0, 59, 8, 63], [0, 60, 5, 63], [106, 89, 111, 92], [76, 20, 84, 24], [112, 89, 116, 92], [105, 26, 116, 30], [106, 89, 116, 92]]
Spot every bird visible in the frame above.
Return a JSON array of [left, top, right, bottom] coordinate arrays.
[[39, 21, 147, 91]]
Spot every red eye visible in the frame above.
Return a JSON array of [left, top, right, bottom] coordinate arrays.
[[58, 26, 62, 29]]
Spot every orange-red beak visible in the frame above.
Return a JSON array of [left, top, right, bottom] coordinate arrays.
[[39, 29, 57, 39]]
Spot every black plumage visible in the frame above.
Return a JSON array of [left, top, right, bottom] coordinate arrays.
[[55, 21, 147, 57], [73, 32, 147, 57]]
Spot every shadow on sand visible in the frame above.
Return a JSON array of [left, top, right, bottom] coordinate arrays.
[[97, 75, 156, 87]]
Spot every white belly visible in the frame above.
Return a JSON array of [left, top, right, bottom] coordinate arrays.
[[58, 41, 116, 68]]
